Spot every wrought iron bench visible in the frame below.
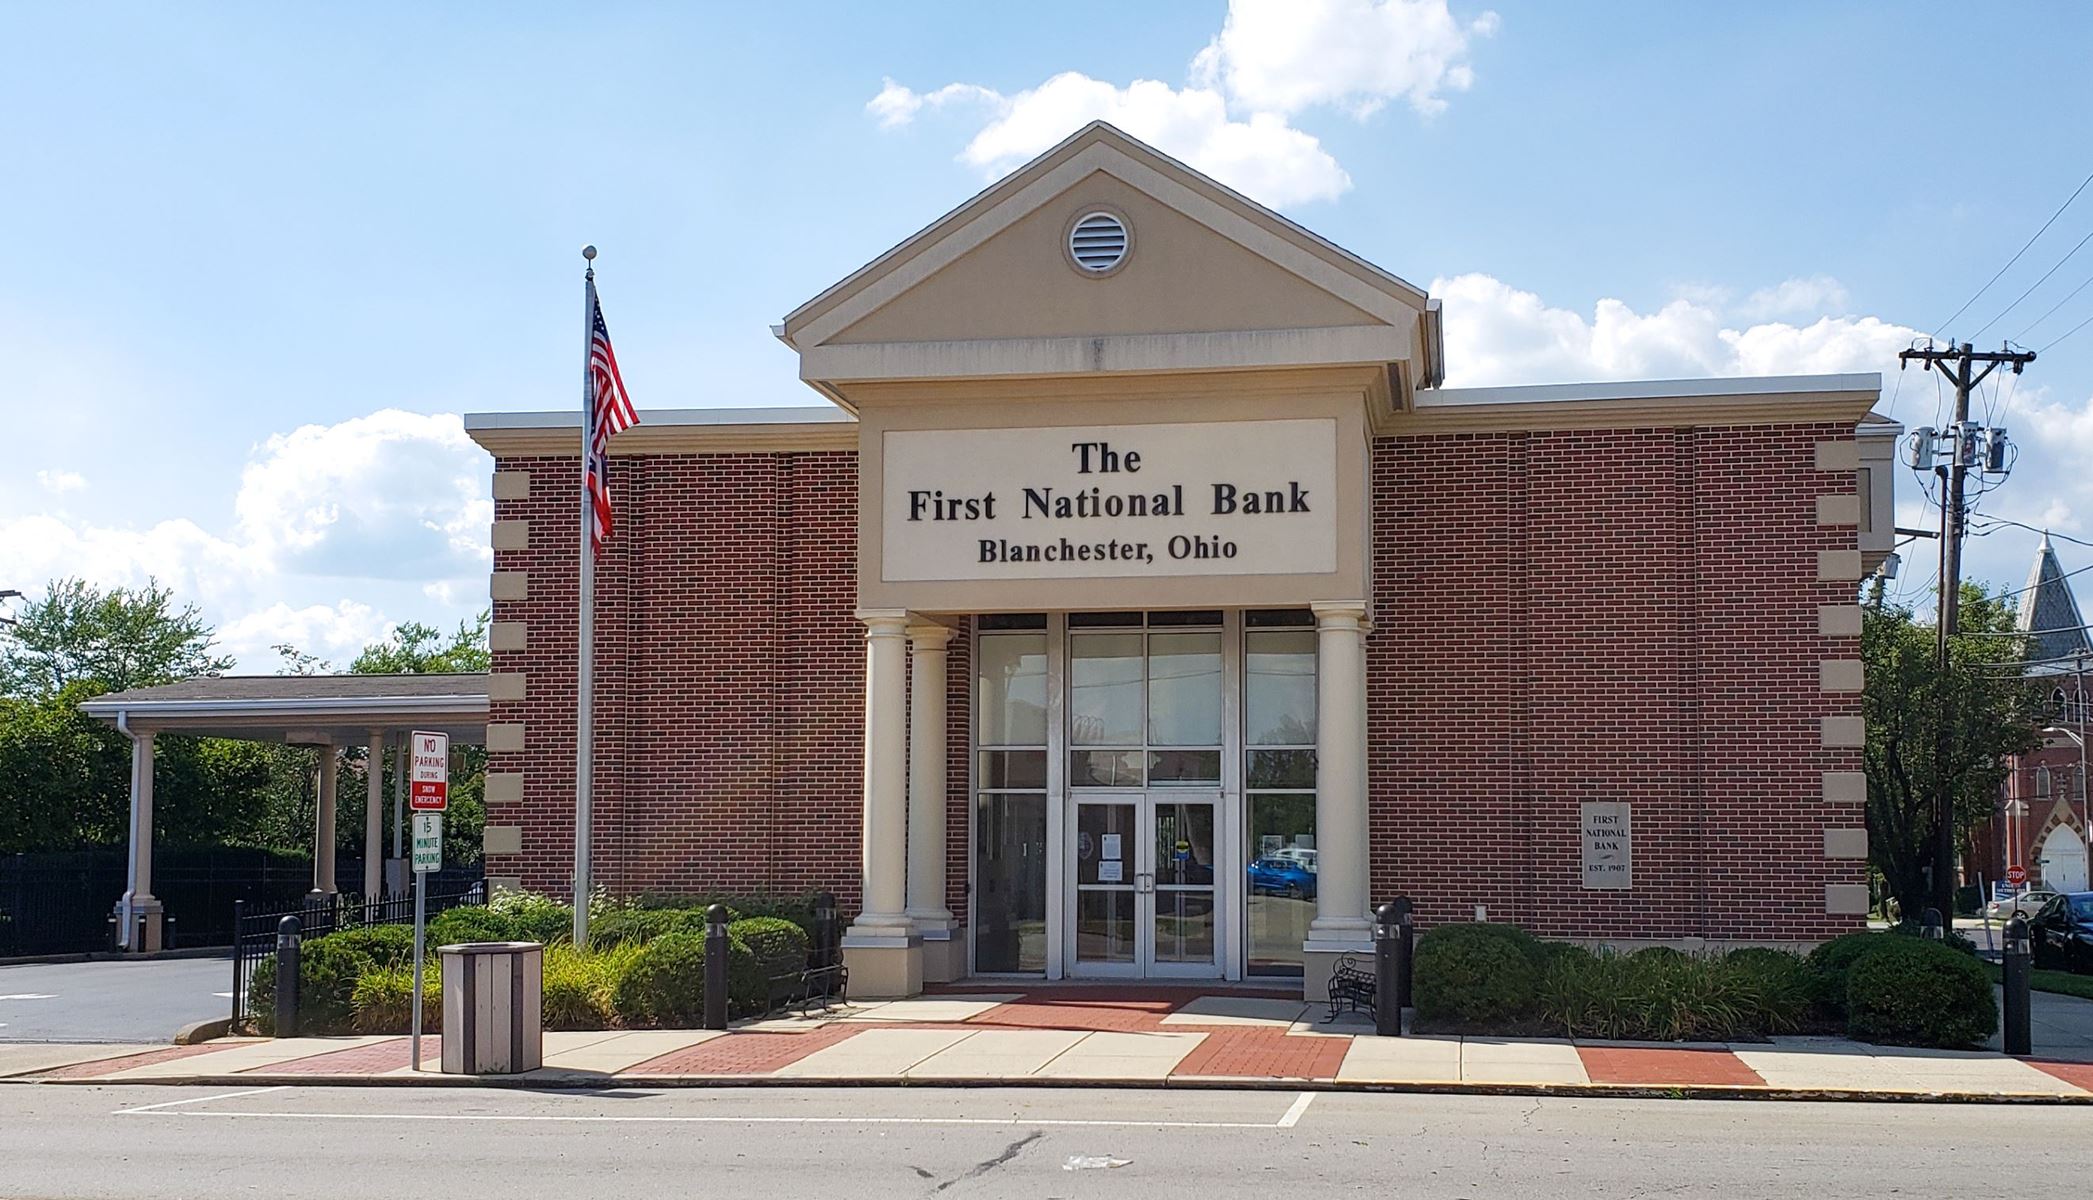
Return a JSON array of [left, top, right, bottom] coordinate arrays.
[[766, 962, 850, 1017], [1327, 952, 1376, 1022]]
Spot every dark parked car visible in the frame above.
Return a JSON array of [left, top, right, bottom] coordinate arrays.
[[1247, 856, 1316, 900], [2026, 891, 2093, 973]]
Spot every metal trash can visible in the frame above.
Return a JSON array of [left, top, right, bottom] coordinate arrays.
[[439, 941, 543, 1074]]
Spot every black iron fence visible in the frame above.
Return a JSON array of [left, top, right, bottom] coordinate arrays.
[[229, 872, 485, 1031]]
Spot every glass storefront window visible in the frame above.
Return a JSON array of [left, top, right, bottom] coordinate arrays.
[[974, 791, 1048, 973], [1069, 632, 1144, 746], [1245, 629, 1316, 747], [1147, 631, 1221, 746], [977, 634, 1047, 746], [1245, 792, 1316, 975]]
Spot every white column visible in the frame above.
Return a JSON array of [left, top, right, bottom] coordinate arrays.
[[1307, 600, 1371, 946], [364, 730, 385, 900], [850, 611, 912, 934], [117, 729, 162, 950], [311, 746, 338, 897], [905, 623, 955, 931]]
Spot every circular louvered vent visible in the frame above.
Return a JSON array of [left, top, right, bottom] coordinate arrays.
[[1068, 211, 1129, 273]]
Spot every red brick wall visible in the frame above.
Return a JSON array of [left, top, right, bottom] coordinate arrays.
[[491, 420, 1861, 943], [1369, 423, 1865, 941]]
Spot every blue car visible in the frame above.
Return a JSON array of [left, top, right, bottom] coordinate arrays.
[[1247, 856, 1316, 900]]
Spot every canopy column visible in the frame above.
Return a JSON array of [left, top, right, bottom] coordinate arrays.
[[310, 746, 338, 898], [842, 609, 923, 997], [364, 729, 385, 900], [114, 727, 163, 952]]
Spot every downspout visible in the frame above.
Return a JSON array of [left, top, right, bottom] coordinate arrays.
[[115, 709, 137, 951]]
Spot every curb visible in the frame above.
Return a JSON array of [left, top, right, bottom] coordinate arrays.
[[172, 1019, 233, 1045], [16, 1070, 2093, 1105]]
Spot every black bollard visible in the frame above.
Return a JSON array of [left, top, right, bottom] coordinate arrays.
[[2003, 916, 2033, 1056], [1373, 903, 1402, 1037], [703, 903, 730, 1031], [1392, 895, 1415, 1012], [273, 915, 301, 1038], [1920, 907, 1944, 940], [812, 890, 838, 970]]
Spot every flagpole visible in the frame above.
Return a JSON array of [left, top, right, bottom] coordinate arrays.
[[573, 244, 597, 948]]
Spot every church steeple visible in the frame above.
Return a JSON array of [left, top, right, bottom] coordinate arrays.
[[2019, 532, 2093, 665]]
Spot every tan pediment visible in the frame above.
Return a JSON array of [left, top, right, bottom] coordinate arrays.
[[780, 123, 1441, 410]]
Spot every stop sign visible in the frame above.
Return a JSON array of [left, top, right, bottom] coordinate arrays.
[[2006, 864, 2028, 886]]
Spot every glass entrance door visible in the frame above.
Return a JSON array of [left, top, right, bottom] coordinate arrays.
[[1069, 792, 1222, 978]]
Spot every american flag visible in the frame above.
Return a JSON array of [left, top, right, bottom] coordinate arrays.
[[585, 276, 639, 552]]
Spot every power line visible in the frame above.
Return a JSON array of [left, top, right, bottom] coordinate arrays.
[[2015, 268, 2093, 341], [2041, 308, 2093, 354], [1967, 517, 2093, 549], [1936, 167, 2093, 337], [1970, 226, 2093, 339]]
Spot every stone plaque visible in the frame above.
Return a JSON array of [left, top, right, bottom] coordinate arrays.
[[1581, 802, 1632, 890]]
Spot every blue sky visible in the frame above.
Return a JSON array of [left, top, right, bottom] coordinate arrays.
[[5, 1, 2091, 667]]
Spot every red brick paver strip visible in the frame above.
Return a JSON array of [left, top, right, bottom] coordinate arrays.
[[37, 1044, 228, 1080], [2024, 1059, 2093, 1092], [627, 1026, 859, 1075], [969, 998, 1176, 1032], [1576, 1046, 1765, 1087], [1171, 1027, 1350, 1080], [265, 1037, 442, 1076]]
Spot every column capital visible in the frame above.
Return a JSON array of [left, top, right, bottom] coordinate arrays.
[[906, 622, 956, 650], [1310, 600, 1370, 627], [856, 608, 912, 637]]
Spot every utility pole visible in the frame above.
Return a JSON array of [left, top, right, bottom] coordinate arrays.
[[1898, 341, 2036, 926]]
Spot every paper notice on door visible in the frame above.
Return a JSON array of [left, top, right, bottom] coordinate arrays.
[[1098, 861, 1124, 883], [1101, 833, 1122, 861]]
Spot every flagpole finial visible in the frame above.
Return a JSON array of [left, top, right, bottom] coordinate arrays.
[[582, 244, 597, 261]]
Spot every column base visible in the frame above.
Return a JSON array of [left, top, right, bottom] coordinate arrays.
[[913, 921, 965, 984], [841, 927, 925, 999], [1301, 938, 1374, 1004], [112, 897, 165, 953]]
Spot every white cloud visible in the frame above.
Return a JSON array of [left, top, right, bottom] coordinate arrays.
[[0, 408, 489, 672], [1738, 275, 1851, 320], [234, 409, 492, 582], [216, 600, 392, 669], [1191, 0, 1498, 118], [869, 0, 1495, 208], [34, 469, 85, 495], [1433, 272, 1920, 387]]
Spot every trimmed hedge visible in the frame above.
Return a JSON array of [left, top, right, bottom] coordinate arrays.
[[1413, 923, 1545, 1027], [1843, 938, 1996, 1047], [731, 916, 810, 979]]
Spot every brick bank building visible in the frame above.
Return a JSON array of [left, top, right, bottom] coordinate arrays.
[[466, 124, 1898, 999]]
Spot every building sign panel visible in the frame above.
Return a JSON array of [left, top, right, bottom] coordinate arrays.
[[880, 419, 1338, 582], [1581, 802, 1632, 890]]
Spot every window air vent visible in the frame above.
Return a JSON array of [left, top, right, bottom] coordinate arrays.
[[1068, 211, 1129, 273]]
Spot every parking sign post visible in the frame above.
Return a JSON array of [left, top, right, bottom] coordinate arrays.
[[408, 731, 448, 1072]]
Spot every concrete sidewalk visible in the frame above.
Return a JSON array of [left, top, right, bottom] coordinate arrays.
[[8, 988, 2093, 1102]]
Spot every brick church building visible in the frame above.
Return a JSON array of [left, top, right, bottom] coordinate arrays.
[[465, 123, 1897, 998]]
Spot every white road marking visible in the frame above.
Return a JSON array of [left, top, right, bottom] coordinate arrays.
[[0, 994, 56, 1001], [121, 1106, 1307, 1130], [114, 1087, 289, 1115], [1275, 1091, 1315, 1128]]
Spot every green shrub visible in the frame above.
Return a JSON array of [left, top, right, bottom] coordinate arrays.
[[610, 931, 710, 1026], [542, 943, 637, 1029], [488, 889, 575, 944], [590, 907, 698, 948], [1805, 932, 1888, 1016], [1534, 946, 1811, 1041], [730, 916, 810, 978], [426, 905, 517, 947], [1845, 938, 1997, 1047], [321, 924, 416, 968], [349, 964, 441, 1033], [1888, 921, 1978, 957], [249, 936, 379, 1034], [1413, 923, 1544, 1026]]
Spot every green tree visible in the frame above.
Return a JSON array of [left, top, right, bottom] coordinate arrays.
[[1863, 582, 2042, 921], [0, 578, 233, 699], [335, 613, 490, 866]]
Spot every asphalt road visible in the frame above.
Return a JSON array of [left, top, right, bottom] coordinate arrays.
[[4, 1083, 2088, 1199], [0, 957, 229, 1042]]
